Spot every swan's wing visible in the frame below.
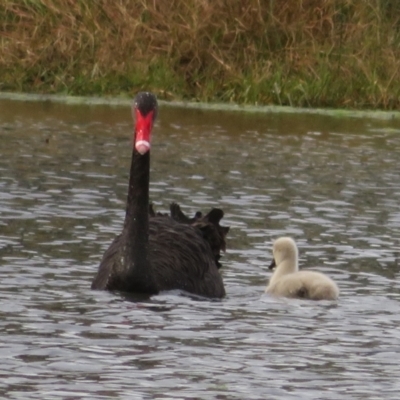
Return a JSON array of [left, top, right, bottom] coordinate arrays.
[[192, 212, 230, 269], [91, 234, 125, 290], [152, 202, 230, 269], [149, 217, 225, 298]]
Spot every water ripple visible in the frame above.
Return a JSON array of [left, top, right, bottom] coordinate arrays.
[[1, 101, 400, 398]]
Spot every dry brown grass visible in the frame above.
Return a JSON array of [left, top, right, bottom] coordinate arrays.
[[1, 0, 400, 109]]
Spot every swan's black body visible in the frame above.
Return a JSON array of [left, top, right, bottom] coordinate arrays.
[[91, 92, 227, 298]]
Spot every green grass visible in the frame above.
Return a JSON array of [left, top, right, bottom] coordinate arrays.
[[1, 0, 400, 109]]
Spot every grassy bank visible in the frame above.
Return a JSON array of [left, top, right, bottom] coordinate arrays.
[[1, 0, 400, 109]]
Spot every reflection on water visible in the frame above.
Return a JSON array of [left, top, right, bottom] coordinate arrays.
[[1, 99, 400, 399]]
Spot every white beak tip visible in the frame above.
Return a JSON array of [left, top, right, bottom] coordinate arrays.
[[135, 140, 150, 155]]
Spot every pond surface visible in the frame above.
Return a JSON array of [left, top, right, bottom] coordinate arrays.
[[1, 98, 400, 399]]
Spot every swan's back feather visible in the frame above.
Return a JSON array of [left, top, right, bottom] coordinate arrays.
[[152, 203, 229, 269], [266, 270, 339, 300], [149, 217, 225, 297]]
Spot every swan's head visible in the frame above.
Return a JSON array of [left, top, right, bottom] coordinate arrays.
[[269, 237, 298, 270], [132, 92, 158, 155]]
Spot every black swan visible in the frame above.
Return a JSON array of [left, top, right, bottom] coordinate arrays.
[[91, 92, 228, 298]]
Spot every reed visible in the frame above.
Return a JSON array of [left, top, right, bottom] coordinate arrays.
[[1, 0, 400, 109]]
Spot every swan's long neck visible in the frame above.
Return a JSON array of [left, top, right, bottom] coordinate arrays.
[[269, 258, 298, 286], [123, 148, 156, 290]]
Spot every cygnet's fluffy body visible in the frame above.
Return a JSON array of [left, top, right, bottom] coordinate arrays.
[[266, 237, 339, 301]]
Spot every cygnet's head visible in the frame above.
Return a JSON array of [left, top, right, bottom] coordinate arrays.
[[269, 237, 298, 269]]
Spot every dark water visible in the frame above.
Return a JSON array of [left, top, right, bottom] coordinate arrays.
[[1, 99, 400, 399]]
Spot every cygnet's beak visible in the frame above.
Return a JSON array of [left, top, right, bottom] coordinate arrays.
[[268, 258, 276, 270]]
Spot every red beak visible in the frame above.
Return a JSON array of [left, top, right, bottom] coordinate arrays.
[[134, 109, 154, 155]]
